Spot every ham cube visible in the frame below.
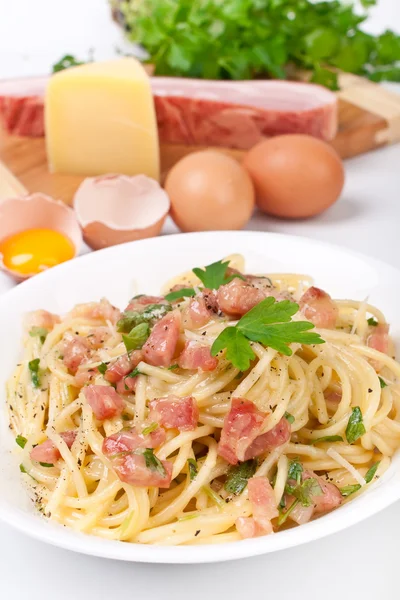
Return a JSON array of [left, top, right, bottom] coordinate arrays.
[[84, 385, 124, 420], [149, 395, 199, 431]]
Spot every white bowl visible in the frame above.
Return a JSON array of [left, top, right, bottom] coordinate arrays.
[[0, 231, 399, 563]]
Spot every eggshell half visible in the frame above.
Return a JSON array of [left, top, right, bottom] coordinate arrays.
[[0, 193, 82, 281], [73, 174, 170, 250]]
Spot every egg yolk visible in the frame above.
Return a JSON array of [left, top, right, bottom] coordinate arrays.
[[0, 228, 75, 275]]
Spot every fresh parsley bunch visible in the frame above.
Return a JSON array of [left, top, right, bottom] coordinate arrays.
[[120, 0, 400, 89]]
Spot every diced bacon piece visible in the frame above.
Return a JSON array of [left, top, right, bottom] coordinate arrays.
[[86, 326, 112, 349], [303, 471, 342, 514], [149, 395, 199, 431], [102, 426, 166, 456], [105, 350, 143, 383], [62, 336, 90, 374], [116, 376, 138, 395], [182, 296, 212, 329], [142, 310, 181, 367], [243, 417, 291, 461], [25, 309, 60, 331], [299, 286, 338, 329], [218, 398, 265, 465], [217, 278, 265, 317], [236, 517, 266, 539], [84, 385, 124, 420], [178, 341, 218, 372], [70, 299, 121, 324], [113, 452, 173, 488], [30, 431, 76, 464], [218, 399, 290, 465], [367, 323, 389, 355], [125, 295, 166, 312], [288, 501, 314, 525], [74, 368, 97, 388], [248, 477, 278, 531]]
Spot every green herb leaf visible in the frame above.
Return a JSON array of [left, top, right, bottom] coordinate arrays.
[[340, 484, 362, 497], [346, 407, 366, 444], [39, 462, 54, 468], [19, 463, 28, 474], [29, 327, 48, 344], [168, 364, 179, 371], [125, 367, 143, 378], [122, 323, 150, 353], [16, 435, 27, 449], [284, 412, 295, 424], [52, 54, 84, 73], [202, 485, 225, 508], [122, 414, 131, 421], [117, 304, 172, 333], [97, 362, 109, 375], [187, 458, 198, 481], [287, 460, 303, 485], [379, 377, 388, 389], [211, 326, 255, 371], [142, 422, 158, 436], [367, 317, 378, 326], [141, 448, 166, 477], [310, 435, 344, 445], [211, 298, 324, 370], [292, 477, 323, 507], [192, 259, 243, 290], [224, 459, 258, 495], [28, 358, 41, 388], [278, 498, 299, 526], [365, 461, 380, 483], [165, 288, 196, 302]]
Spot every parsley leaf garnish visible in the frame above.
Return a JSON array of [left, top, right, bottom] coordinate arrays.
[[52, 54, 84, 73], [117, 304, 172, 333], [142, 422, 158, 436], [292, 478, 323, 507], [29, 327, 48, 344], [379, 377, 388, 389], [224, 459, 258, 495], [211, 297, 325, 370], [125, 367, 143, 378], [97, 362, 109, 375], [345, 407, 366, 444], [168, 364, 179, 371], [365, 461, 380, 483], [28, 358, 41, 388], [192, 259, 243, 289], [39, 462, 54, 468], [141, 448, 166, 477], [310, 435, 343, 445], [367, 317, 378, 326], [16, 435, 27, 449], [19, 463, 28, 474], [187, 458, 198, 481], [340, 484, 361, 497], [165, 288, 196, 302], [122, 323, 149, 353], [287, 460, 303, 485]]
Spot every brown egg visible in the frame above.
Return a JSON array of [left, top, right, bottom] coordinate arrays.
[[242, 135, 345, 219], [165, 150, 255, 232]]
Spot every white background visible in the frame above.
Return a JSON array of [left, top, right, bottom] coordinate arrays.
[[0, 0, 400, 598]]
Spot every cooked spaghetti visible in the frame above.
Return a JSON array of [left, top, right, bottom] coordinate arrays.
[[7, 254, 400, 545]]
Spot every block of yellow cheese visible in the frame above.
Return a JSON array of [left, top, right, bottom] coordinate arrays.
[[45, 58, 159, 180]]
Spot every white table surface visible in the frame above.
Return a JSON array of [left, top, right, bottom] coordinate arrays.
[[0, 1, 400, 598]]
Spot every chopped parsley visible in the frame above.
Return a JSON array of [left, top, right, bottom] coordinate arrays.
[[165, 288, 196, 302], [211, 297, 325, 370], [224, 459, 258, 495], [97, 362, 109, 375], [28, 358, 41, 388], [284, 412, 295, 424], [187, 458, 198, 481], [29, 327, 48, 344], [141, 448, 166, 477], [16, 434, 27, 449], [367, 317, 378, 326], [142, 422, 158, 436], [345, 407, 366, 444], [202, 485, 224, 508], [340, 484, 361, 497], [310, 435, 344, 445], [19, 463, 28, 474], [168, 364, 179, 370], [117, 303, 172, 333], [287, 460, 303, 485], [125, 367, 144, 378], [122, 322, 150, 353], [39, 462, 54, 468], [365, 461, 380, 483], [379, 377, 388, 389], [52, 54, 84, 73]]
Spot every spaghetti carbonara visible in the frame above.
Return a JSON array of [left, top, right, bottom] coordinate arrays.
[[7, 255, 400, 545]]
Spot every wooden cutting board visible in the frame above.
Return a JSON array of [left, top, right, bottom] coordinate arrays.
[[0, 73, 399, 206]]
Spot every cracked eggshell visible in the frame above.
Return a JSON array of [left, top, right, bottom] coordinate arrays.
[[0, 193, 82, 282], [73, 174, 170, 250]]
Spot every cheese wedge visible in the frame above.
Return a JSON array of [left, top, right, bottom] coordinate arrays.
[[45, 58, 159, 179]]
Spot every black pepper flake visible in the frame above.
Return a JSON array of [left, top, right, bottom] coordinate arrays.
[[368, 388, 373, 393], [9, 405, 13, 411], [194, 530, 201, 537]]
